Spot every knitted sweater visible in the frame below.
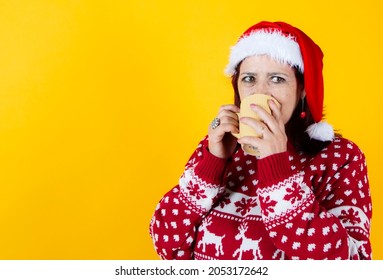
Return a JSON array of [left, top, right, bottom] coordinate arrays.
[[149, 136, 372, 260]]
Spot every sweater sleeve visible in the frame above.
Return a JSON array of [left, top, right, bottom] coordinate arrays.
[[256, 139, 372, 260], [149, 136, 231, 259]]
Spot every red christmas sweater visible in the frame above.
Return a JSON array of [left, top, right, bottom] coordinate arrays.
[[149, 136, 372, 260]]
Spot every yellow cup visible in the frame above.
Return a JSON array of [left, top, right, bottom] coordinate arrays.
[[232, 94, 280, 156]]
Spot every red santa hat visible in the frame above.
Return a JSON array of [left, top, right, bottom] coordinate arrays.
[[225, 21, 334, 142]]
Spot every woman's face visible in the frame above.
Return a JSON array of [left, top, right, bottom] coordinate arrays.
[[237, 55, 303, 124]]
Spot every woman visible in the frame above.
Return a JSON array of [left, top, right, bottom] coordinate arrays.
[[149, 21, 372, 260]]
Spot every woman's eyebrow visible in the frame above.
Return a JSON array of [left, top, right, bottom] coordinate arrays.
[[268, 72, 289, 77], [239, 72, 257, 76]]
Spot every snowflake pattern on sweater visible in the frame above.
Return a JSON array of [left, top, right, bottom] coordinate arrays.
[[149, 136, 372, 260]]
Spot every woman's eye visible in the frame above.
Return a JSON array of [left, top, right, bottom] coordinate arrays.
[[242, 76, 255, 83], [271, 76, 285, 83]]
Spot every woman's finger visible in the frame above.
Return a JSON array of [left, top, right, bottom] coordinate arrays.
[[239, 117, 268, 138], [250, 104, 280, 134], [268, 99, 285, 131], [218, 104, 240, 114]]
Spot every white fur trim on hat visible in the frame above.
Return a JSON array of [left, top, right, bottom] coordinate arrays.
[[225, 30, 304, 76], [306, 121, 335, 142]]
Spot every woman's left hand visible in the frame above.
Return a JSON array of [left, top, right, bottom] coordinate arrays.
[[237, 99, 288, 159]]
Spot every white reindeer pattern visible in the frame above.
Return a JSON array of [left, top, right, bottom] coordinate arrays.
[[197, 217, 225, 257], [233, 223, 263, 259]]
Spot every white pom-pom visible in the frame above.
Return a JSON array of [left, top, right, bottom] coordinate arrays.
[[306, 121, 334, 142]]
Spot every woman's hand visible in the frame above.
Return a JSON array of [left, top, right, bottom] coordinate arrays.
[[237, 100, 287, 159], [208, 104, 240, 159]]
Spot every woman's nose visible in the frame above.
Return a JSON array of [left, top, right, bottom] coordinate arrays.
[[253, 81, 270, 95]]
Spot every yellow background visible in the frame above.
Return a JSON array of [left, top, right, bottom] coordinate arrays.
[[0, 0, 381, 259]]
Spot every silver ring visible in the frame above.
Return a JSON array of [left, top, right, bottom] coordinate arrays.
[[210, 117, 221, 129]]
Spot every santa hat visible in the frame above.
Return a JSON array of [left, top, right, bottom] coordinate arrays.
[[225, 21, 334, 142]]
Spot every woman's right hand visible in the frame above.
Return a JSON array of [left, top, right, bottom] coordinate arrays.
[[208, 104, 240, 159]]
